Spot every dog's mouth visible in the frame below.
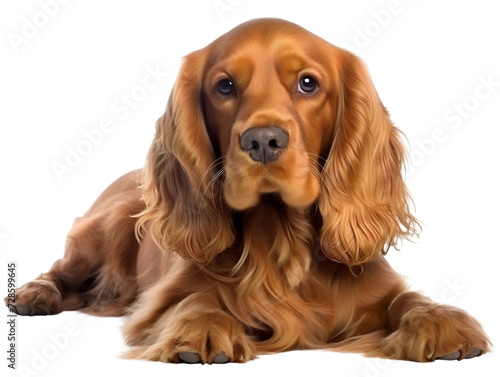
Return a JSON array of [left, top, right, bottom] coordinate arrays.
[[221, 172, 282, 211], [222, 157, 320, 211]]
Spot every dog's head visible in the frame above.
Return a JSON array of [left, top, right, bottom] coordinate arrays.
[[138, 19, 418, 266]]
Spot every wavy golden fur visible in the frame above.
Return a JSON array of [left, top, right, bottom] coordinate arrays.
[[7, 19, 490, 363]]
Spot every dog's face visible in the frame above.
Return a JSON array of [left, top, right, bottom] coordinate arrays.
[[201, 20, 340, 210]]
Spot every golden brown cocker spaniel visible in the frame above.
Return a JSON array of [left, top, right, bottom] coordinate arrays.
[[7, 18, 490, 363]]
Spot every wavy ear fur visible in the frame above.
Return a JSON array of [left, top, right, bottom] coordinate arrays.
[[136, 50, 234, 264], [318, 51, 419, 266]]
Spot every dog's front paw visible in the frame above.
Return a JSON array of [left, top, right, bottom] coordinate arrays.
[[123, 292, 255, 364], [165, 307, 255, 364], [382, 302, 491, 361], [4, 279, 62, 316]]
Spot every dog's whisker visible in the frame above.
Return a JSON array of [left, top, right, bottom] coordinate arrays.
[[307, 164, 323, 191], [212, 167, 226, 186], [200, 158, 226, 192], [208, 167, 226, 204], [308, 155, 334, 185], [199, 157, 226, 193], [203, 166, 226, 198], [307, 162, 325, 184], [212, 171, 225, 205], [307, 152, 327, 163], [308, 169, 321, 191], [307, 155, 325, 170], [219, 176, 226, 214], [206, 156, 226, 173]]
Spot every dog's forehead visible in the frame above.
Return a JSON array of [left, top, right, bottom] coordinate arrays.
[[206, 19, 330, 68]]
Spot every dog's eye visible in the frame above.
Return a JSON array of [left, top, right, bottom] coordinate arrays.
[[217, 79, 235, 95], [298, 77, 318, 94]]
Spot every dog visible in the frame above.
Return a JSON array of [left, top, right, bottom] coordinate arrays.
[[6, 18, 490, 364]]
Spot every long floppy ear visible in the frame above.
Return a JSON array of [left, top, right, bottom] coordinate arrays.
[[136, 50, 234, 264], [318, 51, 419, 266]]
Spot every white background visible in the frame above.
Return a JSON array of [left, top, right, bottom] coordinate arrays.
[[1, 1, 499, 376]]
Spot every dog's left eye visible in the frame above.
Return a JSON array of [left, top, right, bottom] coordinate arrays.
[[297, 77, 318, 94], [217, 79, 235, 95]]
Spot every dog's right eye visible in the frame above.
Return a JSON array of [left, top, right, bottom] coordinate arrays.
[[217, 79, 235, 95]]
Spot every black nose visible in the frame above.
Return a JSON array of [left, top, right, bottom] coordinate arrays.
[[240, 126, 289, 164]]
